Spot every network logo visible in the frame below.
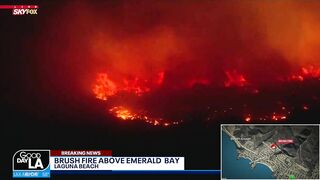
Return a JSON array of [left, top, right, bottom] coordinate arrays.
[[13, 150, 50, 178]]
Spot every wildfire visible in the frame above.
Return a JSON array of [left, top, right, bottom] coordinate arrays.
[[271, 114, 287, 121], [92, 72, 165, 100], [156, 71, 165, 85], [224, 70, 248, 87], [93, 72, 183, 127], [109, 106, 181, 127], [109, 106, 135, 120], [242, 112, 289, 122], [93, 65, 319, 126], [244, 116, 251, 122], [122, 77, 151, 96], [301, 66, 320, 79], [92, 73, 117, 100], [290, 66, 320, 81]]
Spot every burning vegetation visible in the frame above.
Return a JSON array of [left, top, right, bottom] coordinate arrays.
[[109, 106, 181, 126], [38, 1, 320, 126], [93, 65, 320, 126], [290, 66, 320, 82]]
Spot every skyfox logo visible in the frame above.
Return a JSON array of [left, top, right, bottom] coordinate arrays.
[[12, 9, 37, 15]]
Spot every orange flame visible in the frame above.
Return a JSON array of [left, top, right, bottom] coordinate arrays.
[[92, 73, 117, 100], [109, 106, 135, 120], [109, 106, 181, 126], [92, 72, 165, 100], [244, 116, 251, 122]]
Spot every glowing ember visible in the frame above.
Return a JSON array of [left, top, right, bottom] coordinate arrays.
[[244, 115, 251, 122], [241, 109, 291, 122], [271, 113, 287, 121], [224, 70, 248, 87], [290, 66, 320, 81], [109, 106, 181, 127], [290, 75, 304, 81]]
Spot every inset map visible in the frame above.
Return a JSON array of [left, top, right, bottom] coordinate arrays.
[[221, 124, 319, 179]]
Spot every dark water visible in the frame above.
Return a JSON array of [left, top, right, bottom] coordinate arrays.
[[222, 131, 274, 179]]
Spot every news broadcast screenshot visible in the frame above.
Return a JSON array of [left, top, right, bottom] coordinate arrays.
[[2, 1, 320, 179]]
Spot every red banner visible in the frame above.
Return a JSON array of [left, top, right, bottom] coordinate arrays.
[[51, 150, 112, 156]]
